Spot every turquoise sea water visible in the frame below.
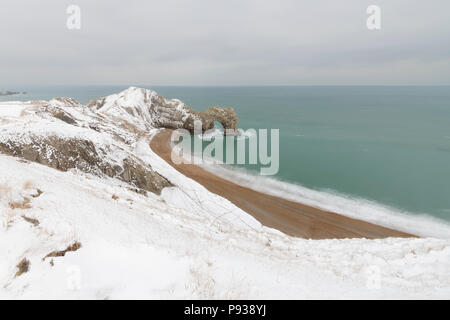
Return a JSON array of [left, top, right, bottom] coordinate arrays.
[[2, 85, 450, 223]]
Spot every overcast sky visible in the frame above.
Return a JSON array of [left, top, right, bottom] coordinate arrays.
[[1, 0, 450, 86]]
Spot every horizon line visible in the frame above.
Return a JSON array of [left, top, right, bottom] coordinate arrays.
[[2, 84, 450, 88]]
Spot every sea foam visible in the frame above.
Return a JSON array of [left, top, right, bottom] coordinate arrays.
[[202, 163, 450, 239]]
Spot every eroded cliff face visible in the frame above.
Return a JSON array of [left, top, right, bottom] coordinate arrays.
[[0, 135, 171, 195], [86, 87, 239, 134], [0, 87, 239, 195], [187, 107, 239, 135]]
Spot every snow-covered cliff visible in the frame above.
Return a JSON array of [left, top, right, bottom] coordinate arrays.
[[0, 88, 449, 299]]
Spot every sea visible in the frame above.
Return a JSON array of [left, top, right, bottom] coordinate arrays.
[[2, 85, 450, 235]]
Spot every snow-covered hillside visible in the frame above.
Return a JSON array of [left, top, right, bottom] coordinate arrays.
[[1, 88, 450, 299]]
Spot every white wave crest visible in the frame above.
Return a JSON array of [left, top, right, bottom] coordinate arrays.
[[202, 163, 450, 239]]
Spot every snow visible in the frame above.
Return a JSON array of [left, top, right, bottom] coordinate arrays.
[[89, 87, 193, 131], [1, 89, 450, 299], [0, 101, 43, 118], [1, 154, 449, 299]]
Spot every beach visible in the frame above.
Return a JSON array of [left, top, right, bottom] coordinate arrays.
[[2, 87, 449, 300], [150, 130, 415, 240]]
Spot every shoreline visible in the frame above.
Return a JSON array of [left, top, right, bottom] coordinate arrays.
[[0, 91, 26, 97], [150, 129, 415, 239]]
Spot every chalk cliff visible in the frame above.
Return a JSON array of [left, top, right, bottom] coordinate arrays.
[[0, 87, 239, 194]]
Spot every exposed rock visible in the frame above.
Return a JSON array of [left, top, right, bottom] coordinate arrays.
[[120, 158, 171, 195], [31, 189, 43, 198], [0, 135, 172, 195], [22, 215, 40, 227], [52, 110, 77, 125], [0, 87, 237, 195], [43, 242, 82, 261], [15, 258, 30, 277], [196, 107, 238, 135], [51, 97, 81, 108], [0, 90, 21, 96], [87, 87, 239, 134], [0, 136, 103, 173], [9, 197, 31, 210], [43, 98, 82, 125]]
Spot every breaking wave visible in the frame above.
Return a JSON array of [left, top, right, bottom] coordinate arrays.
[[202, 163, 450, 238]]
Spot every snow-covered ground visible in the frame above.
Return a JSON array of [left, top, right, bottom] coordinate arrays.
[[1, 89, 450, 299]]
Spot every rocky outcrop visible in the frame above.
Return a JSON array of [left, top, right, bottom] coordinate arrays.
[[41, 98, 81, 125], [0, 91, 25, 96], [0, 136, 172, 195], [87, 87, 239, 134], [0, 87, 239, 195], [196, 107, 238, 134]]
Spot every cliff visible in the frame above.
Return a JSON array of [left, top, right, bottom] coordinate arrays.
[[87, 87, 238, 134], [0, 87, 238, 194]]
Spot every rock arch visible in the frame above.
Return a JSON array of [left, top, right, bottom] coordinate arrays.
[[184, 106, 239, 135], [86, 87, 239, 135]]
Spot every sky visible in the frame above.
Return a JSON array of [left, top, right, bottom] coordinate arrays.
[[1, 0, 450, 86]]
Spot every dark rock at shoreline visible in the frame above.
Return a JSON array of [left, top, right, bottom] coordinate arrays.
[[0, 90, 26, 96]]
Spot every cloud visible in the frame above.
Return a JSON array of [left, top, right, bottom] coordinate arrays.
[[1, 0, 449, 85]]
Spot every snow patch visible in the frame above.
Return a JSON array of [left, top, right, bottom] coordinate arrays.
[[1, 89, 450, 299]]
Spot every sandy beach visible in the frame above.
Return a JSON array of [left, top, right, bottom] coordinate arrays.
[[150, 130, 415, 240]]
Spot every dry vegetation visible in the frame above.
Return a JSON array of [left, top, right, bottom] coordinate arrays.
[[43, 241, 82, 261], [22, 215, 39, 227], [15, 258, 30, 277], [8, 197, 32, 210], [31, 189, 43, 198]]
